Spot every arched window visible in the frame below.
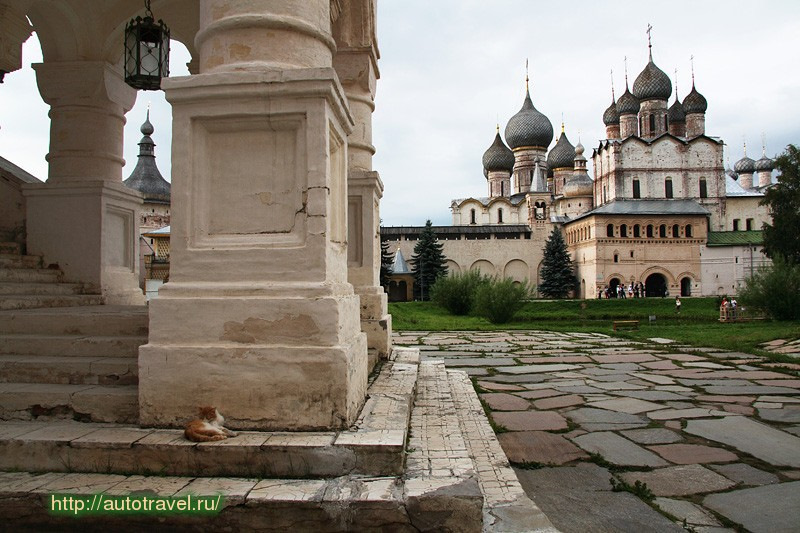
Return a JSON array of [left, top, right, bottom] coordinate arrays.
[[686, 224, 693, 238], [607, 224, 614, 237], [647, 225, 654, 238], [498, 208, 504, 224], [500, 182, 505, 196], [633, 224, 641, 238], [620, 224, 628, 238], [665, 179, 673, 199], [672, 224, 680, 237], [699, 179, 708, 199], [633, 179, 641, 199], [649, 114, 656, 133], [614, 253, 619, 263], [470, 209, 476, 224], [659, 224, 667, 238]]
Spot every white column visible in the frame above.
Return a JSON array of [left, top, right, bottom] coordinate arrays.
[[139, 0, 368, 430], [24, 61, 144, 305]]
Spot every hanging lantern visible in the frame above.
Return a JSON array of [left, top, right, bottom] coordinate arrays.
[[124, 0, 170, 90]]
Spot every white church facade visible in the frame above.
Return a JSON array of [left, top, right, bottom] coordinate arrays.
[[384, 44, 775, 300]]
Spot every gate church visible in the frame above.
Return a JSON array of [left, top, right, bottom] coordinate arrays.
[[385, 42, 776, 299]]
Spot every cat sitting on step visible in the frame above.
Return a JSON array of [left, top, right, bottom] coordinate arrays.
[[184, 406, 238, 442]]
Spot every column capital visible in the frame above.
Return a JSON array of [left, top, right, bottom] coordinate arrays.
[[33, 61, 136, 113]]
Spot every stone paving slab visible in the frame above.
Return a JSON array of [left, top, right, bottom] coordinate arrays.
[[654, 498, 723, 529], [588, 397, 667, 414], [491, 411, 568, 432], [685, 417, 800, 467], [709, 463, 779, 486], [480, 393, 531, 411], [621, 428, 683, 444], [498, 431, 587, 465], [704, 481, 800, 533], [648, 444, 738, 465], [572, 431, 668, 467], [619, 464, 736, 496]]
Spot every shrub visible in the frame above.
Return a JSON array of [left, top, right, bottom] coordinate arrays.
[[474, 277, 532, 324], [738, 257, 800, 320], [431, 270, 489, 315]]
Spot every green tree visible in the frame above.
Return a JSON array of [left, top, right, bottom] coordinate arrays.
[[738, 256, 800, 320], [379, 238, 394, 290], [761, 144, 800, 264], [538, 227, 578, 298], [411, 220, 448, 301], [474, 277, 532, 324]]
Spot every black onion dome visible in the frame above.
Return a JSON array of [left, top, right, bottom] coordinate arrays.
[[755, 155, 774, 172], [547, 131, 576, 170], [603, 100, 620, 125], [632, 59, 672, 101], [123, 112, 171, 203], [682, 85, 708, 114], [616, 88, 640, 115], [734, 156, 756, 173], [668, 99, 686, 123], [726, 167, 739, 180], [482, 131, 515, 174], [504, 89, 554, 150]]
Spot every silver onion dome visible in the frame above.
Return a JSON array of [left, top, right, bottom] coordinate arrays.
[[504, 89, 554, 150]]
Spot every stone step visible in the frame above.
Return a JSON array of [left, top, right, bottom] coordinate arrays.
[[0, 242, 20, 255], [0, 355, 137, 386], [0, 253, 41, 269], [0, 470, 482, 532], [0, 305, 149, 336], [0, 334, 146, 357], [0, 384, 138, 424], [0, 294, 105, 310], [0, 281, 83, 296], [0, 356, 420, 479], [0, 267, 62, 283]]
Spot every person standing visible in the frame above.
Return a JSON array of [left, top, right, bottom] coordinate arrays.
[[675, 296, 681, 314]]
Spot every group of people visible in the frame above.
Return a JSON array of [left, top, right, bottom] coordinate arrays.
[[598, 282, 649, 299], [719, 297, 740, 320]]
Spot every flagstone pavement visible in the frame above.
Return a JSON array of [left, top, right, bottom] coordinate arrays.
[[394, 330, 800, 533]]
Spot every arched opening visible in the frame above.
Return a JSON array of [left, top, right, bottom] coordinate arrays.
[[620, 224, 628, 238], [498, 208, 503, 223], [686, 224, 693, 238], [681, 277, 692, 297], [659, 224, 667, 238], [633, 224, 640, 238], [645, 273, 668, 297], [665, 179, 673, 198], [607, 224, 614, 237], [672, 224, 680, 238], [470, 209, 476, 224], [647, 224, 654, 238], [609, 277, 621, 298]]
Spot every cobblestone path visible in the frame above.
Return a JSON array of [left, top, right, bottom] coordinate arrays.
[[394, 330, 800, 533]]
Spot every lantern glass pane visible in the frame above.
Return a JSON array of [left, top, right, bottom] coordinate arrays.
[[140, 42, 159, 75]]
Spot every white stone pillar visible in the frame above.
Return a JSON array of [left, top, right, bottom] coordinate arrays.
[[334, 43, 392, 365], [23, 61, 144, 305], [139, 0, 368, 430]]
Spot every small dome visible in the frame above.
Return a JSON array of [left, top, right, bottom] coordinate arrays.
[[141, 116, 154, 136], [603, 100, 620, 126], [504, 89, 554, 150], [726, 167, 739, 181], [668, 99, 686, 123], [632, 59, 673, 101], [616, 88, 640, 116], [564, 143, 592, 197], [482, 131, 515, 174], [575, 141, 585, 157], [755, 155, 774, 172], [546, 130, 576, 171], [682, 85, 708, 114], [734, 156, 756, 173]]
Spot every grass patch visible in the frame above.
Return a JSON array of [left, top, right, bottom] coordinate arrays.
[[389, 299, 800, 361], [610, 477, 655, 502]]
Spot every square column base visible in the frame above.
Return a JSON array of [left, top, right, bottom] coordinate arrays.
[[22, 181, 145, 305], [356, 287, 392, 365], [139, 287, 368, 431]]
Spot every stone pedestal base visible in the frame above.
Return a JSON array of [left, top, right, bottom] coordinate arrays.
[[139, 284, 368, 430], [23, 181, 144, 305], [356, 287, 392, 367]]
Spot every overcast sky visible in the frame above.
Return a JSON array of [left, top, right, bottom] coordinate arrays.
[[2, 1, 799, 227]]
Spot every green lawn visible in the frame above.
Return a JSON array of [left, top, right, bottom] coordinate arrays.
[[389, 298, 800, 360]]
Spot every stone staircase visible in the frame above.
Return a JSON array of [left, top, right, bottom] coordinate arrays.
[[0, 239, 104, 310], [0, 306, 148, 424]]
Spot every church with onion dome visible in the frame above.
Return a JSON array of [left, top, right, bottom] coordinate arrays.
[[382, 34, 778, 301]]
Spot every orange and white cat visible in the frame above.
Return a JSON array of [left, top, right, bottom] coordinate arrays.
[[184, 406, 238, 442]]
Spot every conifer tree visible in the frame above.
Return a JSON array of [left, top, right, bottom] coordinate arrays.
[[411, 220, 448, 300], [379, 238, 394, 290], [538, 227, 577, 298]]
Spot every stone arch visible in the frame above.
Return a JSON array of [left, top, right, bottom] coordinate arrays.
[[445, 260, 461, 275], [503, 259, 529, 283], [645, 272, 668, 297], [470, 259, 495, 276]]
